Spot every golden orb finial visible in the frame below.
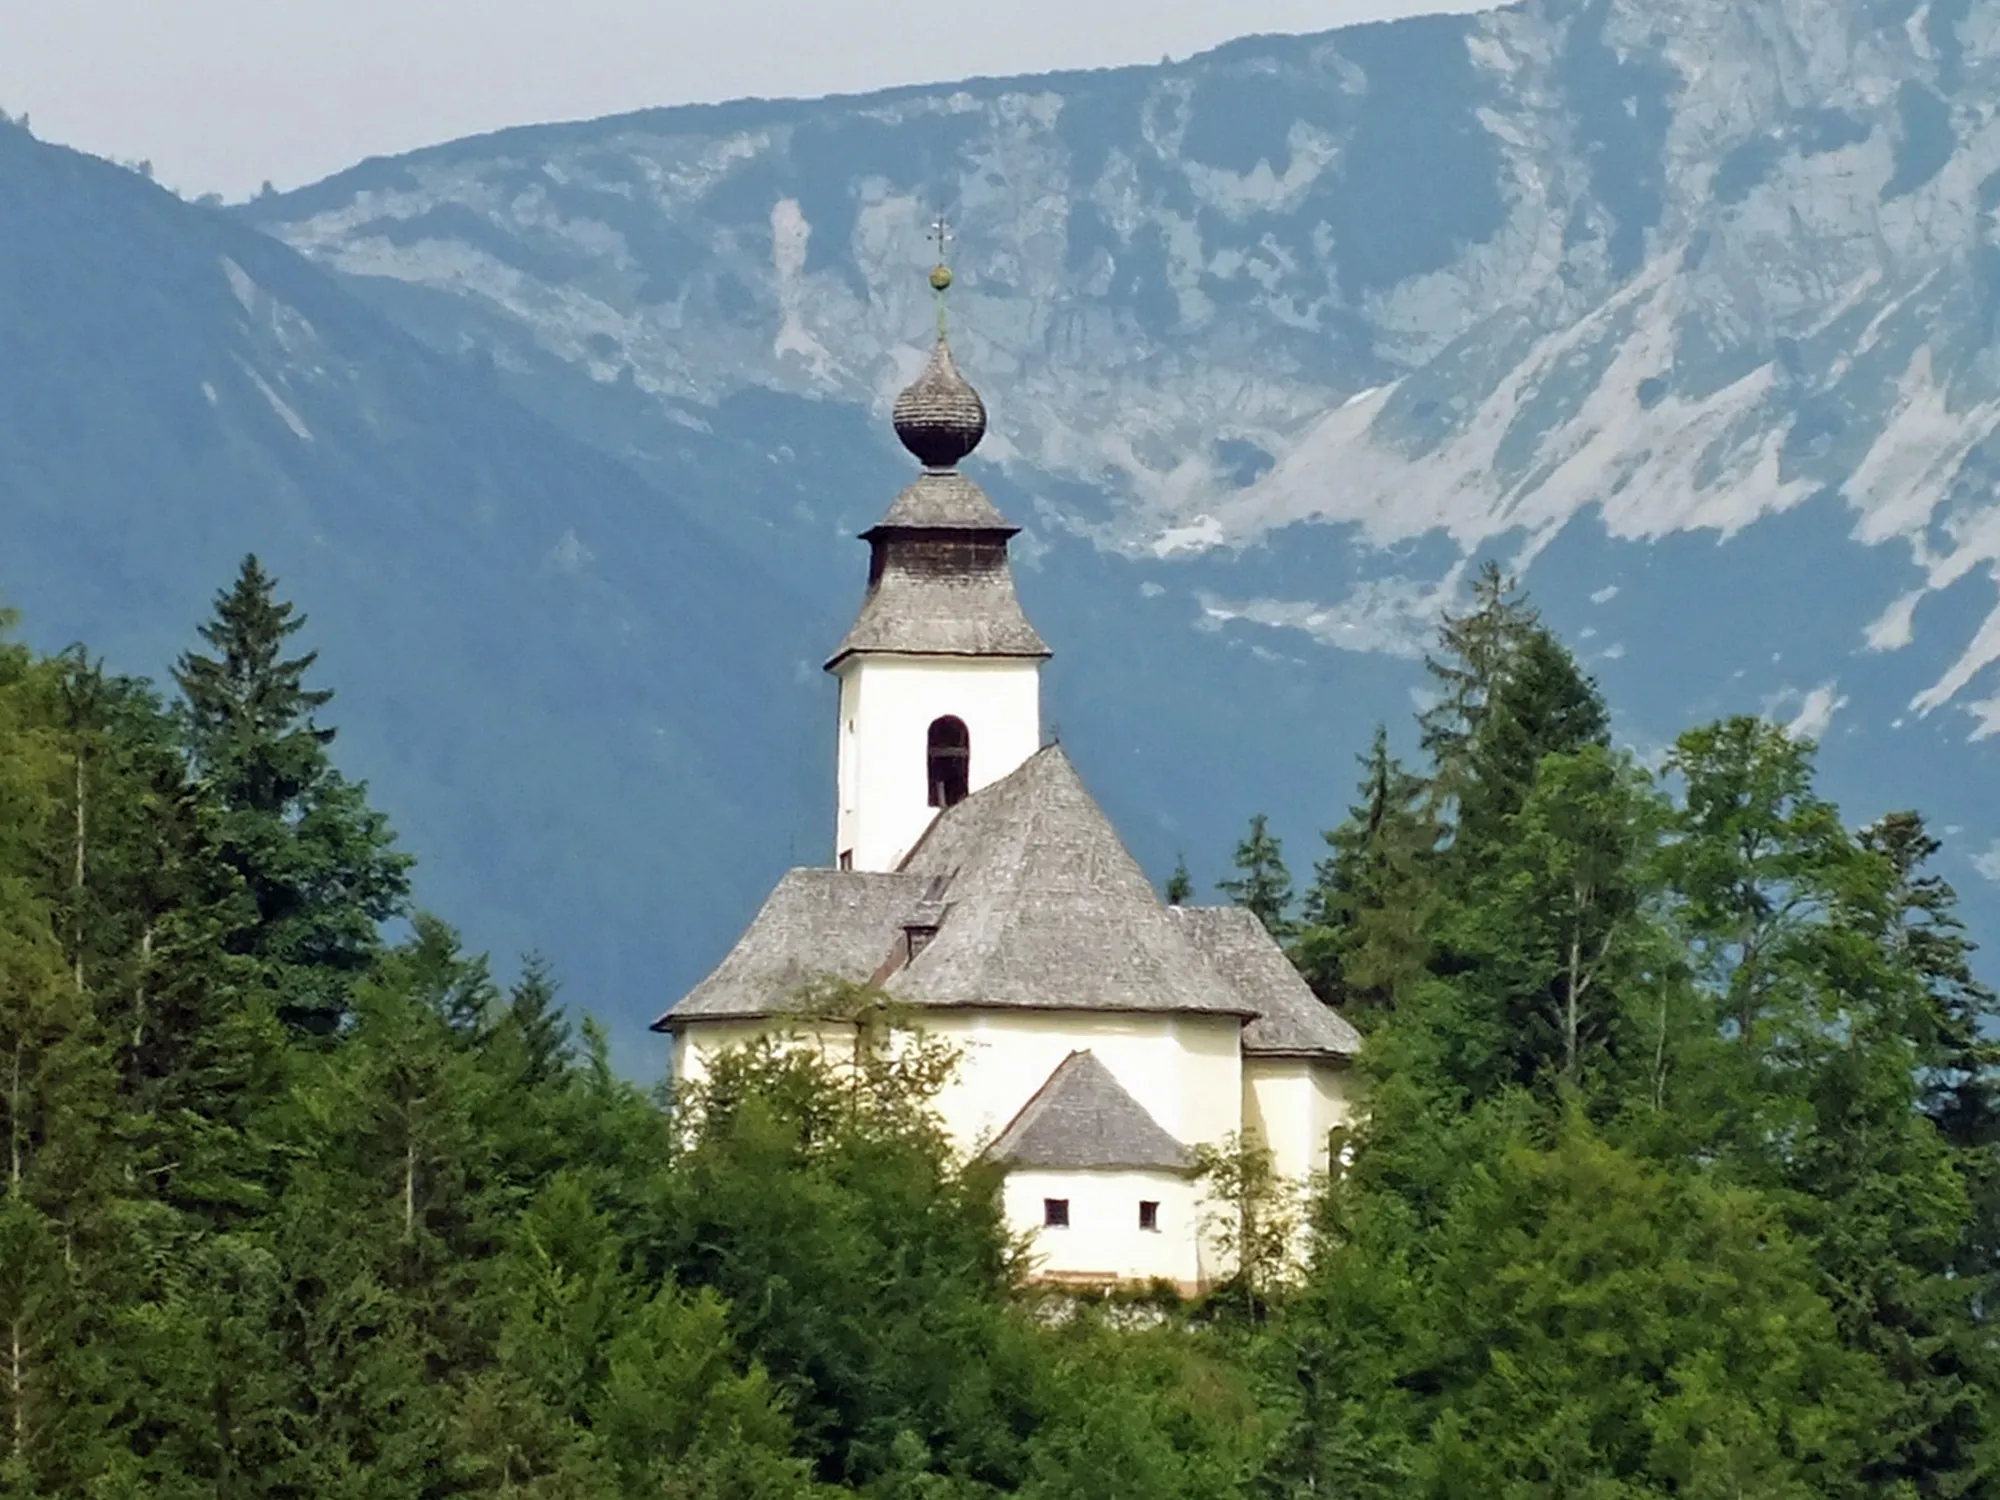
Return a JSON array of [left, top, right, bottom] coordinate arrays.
[[929, 263, 954, 293]]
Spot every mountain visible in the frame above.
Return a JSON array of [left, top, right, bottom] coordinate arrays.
[[0, 119, 833, 1066], [12, 0, 2000, 1056], [237, 0, 2000, 944]]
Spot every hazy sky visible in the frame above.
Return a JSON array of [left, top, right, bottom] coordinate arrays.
[[3, 0, 1491, 201]]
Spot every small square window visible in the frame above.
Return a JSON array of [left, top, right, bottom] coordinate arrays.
[[1043, 1197, 1070, 1228], [1138, 1200, 1160, 1232]]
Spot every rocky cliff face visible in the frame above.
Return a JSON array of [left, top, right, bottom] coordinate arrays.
[[253, 0, 2000, 696]]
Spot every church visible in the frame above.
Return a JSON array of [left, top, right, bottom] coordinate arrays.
[[654, 263, 1360, 1294]]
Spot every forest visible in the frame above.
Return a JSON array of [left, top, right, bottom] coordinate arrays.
[[1, 554, 1996, 1498]]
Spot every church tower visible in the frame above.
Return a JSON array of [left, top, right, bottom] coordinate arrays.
[[826, 252, 1050, 872]]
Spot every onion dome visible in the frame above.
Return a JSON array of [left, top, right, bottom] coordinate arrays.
[[893, 335, 987, 469]]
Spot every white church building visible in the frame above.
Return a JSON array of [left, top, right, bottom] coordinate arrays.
[[655, 278, 1360, 1293]]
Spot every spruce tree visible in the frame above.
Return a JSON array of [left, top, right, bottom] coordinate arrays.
[[1860, 810, 2000, 1490], [1218, 814, 1294, 939], [1416, 561, 1540, 817], [173, 555, 410, 1037], [505, 953, 572, 1088], [1451, 628, 1609, 868], [1295, 725, 1438, 1014], [1163, 856, 1193, 907], [0, 647, 131, 1493], [1448, 745, 1666, 1093], [1861, 812, 2000, 1156]]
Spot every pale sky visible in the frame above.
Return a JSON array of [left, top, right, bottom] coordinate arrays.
[[2, 0, 1492, 202]]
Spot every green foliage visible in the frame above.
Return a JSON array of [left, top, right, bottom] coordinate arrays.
[[1283, 1112, 1879, 1498], [174, 554, 412, 1038], [661, 1022, 1036, 1492], [1189, 1132, 1304, 1317], [1240, 572, 1999, 1497], [1439, 744, 1670, 1096], [1450, 626, 1610, 871], [1294, 724, 1438, 1016], [1018, 1313, 1271, 1500], [1416, 560, 1540, 816], [1218, 813, 1295, 939]]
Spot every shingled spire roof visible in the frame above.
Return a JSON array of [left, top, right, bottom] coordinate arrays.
[[825, 273, 1048, 669], [986, 1051, 1193, 1173]]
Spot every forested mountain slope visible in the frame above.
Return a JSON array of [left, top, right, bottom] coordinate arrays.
[[0, 119, 822, 1062]]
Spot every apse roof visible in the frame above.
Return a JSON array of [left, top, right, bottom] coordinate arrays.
[[986, 1050, 1193, 1173]]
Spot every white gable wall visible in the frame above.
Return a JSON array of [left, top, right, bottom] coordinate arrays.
[[834, 655, 1042, 872], [920, 1009, 1242, 1161], [1002, 1168, 1206, 1290], [1242, 1057, 1360, 1183], [675, 1011, 1244, 1162], [670, 1018, 858, 1092], [673, 1011, 1242, 1160]]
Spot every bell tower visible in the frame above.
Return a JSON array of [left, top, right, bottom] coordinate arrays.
[[826, 232, 1050, 872]]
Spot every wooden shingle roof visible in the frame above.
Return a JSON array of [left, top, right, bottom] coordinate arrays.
[[654, 747, 1359, 1063], [986, 1051, 1192, 1173], [1167, 905, 1362, 1058]]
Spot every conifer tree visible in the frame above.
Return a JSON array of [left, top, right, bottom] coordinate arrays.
[[1862, 811, 2000, 1156], [173, 555, 410, 1037], [1858, 810, 2000, 1490], [37, 656, 279, 1228], [0, 645, 130, 1493], [1451, 628, 1609, 868], [1416, 561, 1539, 816], [1218, 814, 1294, 939], [1447, 744, 1666, 1093], [1295, 725, 1437, 1014], [1163, 856, 1193, 907], [266, 922, 506, 1488], [505, 952, 572, 1088]]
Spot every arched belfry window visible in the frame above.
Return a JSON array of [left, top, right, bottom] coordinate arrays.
[[927, 715, 971, 808]]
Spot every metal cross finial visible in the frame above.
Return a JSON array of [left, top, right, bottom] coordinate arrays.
[[927, 210, 955, 338]]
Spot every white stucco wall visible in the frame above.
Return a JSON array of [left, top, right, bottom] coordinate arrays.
[[676, 1009, 1244, 1161], [918, 1009, 1243, 1161], [673, 1011, 1262, 1291], [671, 1018, 856, 1092], [1241, 1057, 1360, 1184], [1002, 1169, 1206, 1289], [833, 655, 1042, 872]]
